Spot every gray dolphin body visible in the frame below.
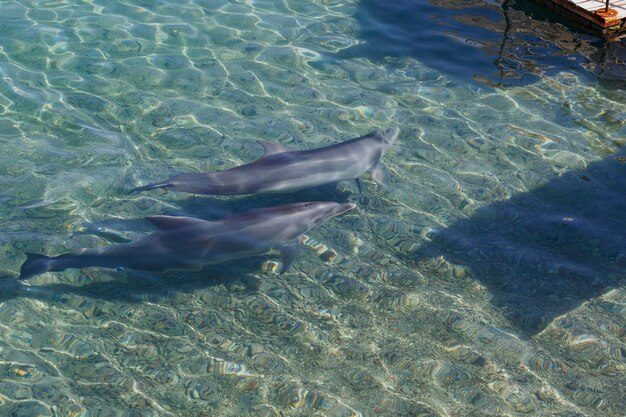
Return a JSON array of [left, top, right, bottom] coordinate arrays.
[[131, 127, 399, 195], [19, 201, 355, 280]]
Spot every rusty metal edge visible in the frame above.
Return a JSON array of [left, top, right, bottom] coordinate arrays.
[[551, 0, 621, 27]]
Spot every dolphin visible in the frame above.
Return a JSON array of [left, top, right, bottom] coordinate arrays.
[[19, 201, 355, 280], [130, 127, 399, 195]]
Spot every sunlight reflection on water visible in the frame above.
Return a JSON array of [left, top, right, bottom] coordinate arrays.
[[0, 0, 624, 416]]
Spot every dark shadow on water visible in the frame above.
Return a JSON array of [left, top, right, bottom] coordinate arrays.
[[413, 147, 626, 336], [162, 182, 356, 221], [337, 0, 626, 86], [0, 261, 263, 306]]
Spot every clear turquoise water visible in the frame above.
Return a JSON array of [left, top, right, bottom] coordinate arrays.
[[0, 0, 625, 416]]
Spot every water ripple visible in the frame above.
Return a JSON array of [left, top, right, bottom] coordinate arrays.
[[0, 0, 624, 416]]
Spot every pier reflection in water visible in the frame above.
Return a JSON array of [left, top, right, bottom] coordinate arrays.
[[343, 0, 626, 85]]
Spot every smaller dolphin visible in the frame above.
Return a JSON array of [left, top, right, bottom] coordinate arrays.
[[19, 201, 355, 280], [130, 127, 399, 195]]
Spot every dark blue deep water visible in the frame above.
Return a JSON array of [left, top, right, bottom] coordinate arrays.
[[346, 0, 626, 85]]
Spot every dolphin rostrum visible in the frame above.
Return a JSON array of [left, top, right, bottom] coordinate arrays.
[[130, 127, 399, 195], [19, 201, 355, 280]]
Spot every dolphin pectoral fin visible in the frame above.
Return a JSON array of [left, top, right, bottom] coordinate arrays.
[[277, 242, 302, 274], [369, 163, 390, 190], [355, 178, 364, 194], [146, 215, 212, 231], [257, 140, 292, 157]]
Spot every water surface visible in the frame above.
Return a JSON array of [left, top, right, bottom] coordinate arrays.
[[0, 0, 625, 416]]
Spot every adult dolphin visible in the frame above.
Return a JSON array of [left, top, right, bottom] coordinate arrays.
[[19, 201, 355, 280], [130, 127, 399, 195]]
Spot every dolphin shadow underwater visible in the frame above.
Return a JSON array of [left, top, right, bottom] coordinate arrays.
[[1, 261, 259, 305], [412, 147, 626, 336]]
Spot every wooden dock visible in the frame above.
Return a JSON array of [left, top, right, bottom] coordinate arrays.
[[534, 0, 626, 36]]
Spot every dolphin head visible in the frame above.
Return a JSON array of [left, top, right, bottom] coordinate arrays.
[[370, 127, 399, 156], [381, 127, 400, 145], [276, 201, 356, 230], [316, 201, 357, 223]]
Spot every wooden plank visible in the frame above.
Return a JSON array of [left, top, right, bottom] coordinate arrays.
[[532, 0, 626, 35], [551, 0, 610, 25], [577, 0, 626, 17]]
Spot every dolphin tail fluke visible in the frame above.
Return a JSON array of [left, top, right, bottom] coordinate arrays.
[[19, 253, 52, 280], [129, 181, 172, 194]]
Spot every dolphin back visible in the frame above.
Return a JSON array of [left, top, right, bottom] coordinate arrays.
[[19, 253, 52, 280]]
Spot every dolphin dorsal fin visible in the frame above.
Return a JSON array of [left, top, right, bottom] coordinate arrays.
[[257, 140, 291, 157], [146, 215, 206, 230]]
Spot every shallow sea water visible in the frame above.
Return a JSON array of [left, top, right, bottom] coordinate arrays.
[[0, 0, 625, 416]]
